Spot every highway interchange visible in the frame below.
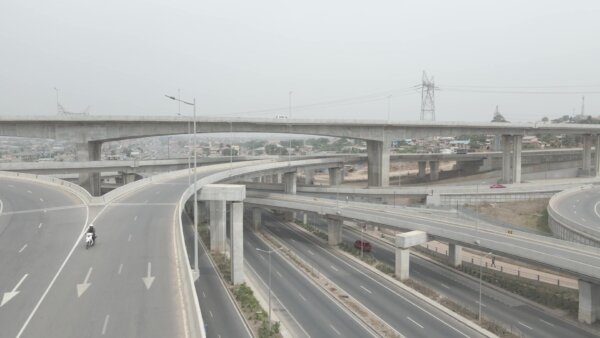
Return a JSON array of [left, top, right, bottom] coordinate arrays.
[[2, 159, 600, 337]]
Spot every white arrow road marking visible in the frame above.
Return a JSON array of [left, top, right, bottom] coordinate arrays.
[[1, 274, 28, 307], [77, 267, 93, 297], [142, 262, 155, 290]]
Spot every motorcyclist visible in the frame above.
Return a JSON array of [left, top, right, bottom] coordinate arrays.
[[86, 224, 96, 242]]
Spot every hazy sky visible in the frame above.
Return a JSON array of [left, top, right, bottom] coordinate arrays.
[[1, 0, 599, 122]]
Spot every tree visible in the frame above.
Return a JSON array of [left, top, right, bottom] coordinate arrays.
[[265, 143, 288, 155], [221, 148, 238, 156]]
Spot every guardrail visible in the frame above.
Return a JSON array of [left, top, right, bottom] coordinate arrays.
[[547, 185, 600, 247]]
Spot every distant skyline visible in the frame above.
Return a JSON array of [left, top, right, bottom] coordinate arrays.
[[1, 1, 599, 122]]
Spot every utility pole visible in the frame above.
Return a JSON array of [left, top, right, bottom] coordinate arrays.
[[581, 96, 585, 116], [420, 71, 437, 121]]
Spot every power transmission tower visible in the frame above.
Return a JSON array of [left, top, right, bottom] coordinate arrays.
[[420, 71, 437, 121]]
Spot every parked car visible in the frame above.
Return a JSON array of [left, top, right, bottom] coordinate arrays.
[[489, 183, 506, 189], [354, 240, 372, 252]]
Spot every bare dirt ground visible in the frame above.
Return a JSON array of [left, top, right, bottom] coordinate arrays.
[[476, 199, 551, 233]]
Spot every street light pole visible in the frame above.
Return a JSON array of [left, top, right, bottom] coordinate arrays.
[[256, 247, 278, 333], [166, 94, 199, 280], [479, 251, 492, 324]]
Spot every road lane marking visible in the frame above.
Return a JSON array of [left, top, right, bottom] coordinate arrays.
[[8, 184, 14, 188], [27, 190, 32, 194], [441, 283, 451, 289], [276, 270, 283, 278], [259, 255, 266, 261], [1, 274, 28, 307], [407, 317, 424, 329], [307, 249, 314, 255], [539, 319, 555, 327], [77, 267, 93, 297], [38, 223, 43, 229], [476, 300, 486, 307], [128, 234, 132, 242], [360, 285, 372, 294], [329, 324, 341, 335], [134, 215, 138, 221], [298, 293, 307, 301], [39, 198, 44, 203], [118, 264, 123, 275], [18, 244, 28, 253], [518, 321, 533, 330], [0, 199, 3, 214], [330, 265, 339, 272], [209, 310, 214, 318], [101, 315, 110, 335], [202, 292, 206, 298]]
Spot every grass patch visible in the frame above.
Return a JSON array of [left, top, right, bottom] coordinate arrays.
[[294, 221, 328, 241], [233, 284, 281, 338]]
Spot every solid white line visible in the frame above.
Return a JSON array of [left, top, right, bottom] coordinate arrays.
[[16, 197, 92, 338], [118, 264, 123, 275], [407, 316, 424, 329], [329, 324, 341, 335], [38, 223, 43, 229], [0, 199, 3, 215], [518, 321, 533, 330], [307, 249, 314, 255], [128, 234, 132, 242], [330, 265, 339, 272], [101, 315, 110, 335], [359, 285, 372, 294], [19, 244, 28, 253], [441, 283, 451, 289], [539, 319, 555, 327]]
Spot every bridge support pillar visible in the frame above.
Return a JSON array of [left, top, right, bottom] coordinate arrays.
[[596, 135, 600, 177], [328, 167, 343, 186], [395, 231, 427, 281], [582, 134, 593, 176], [327, 218, 343, 246], [501, 135, 512, 183], [578, 280, 600, 324], [418, 161, 427, 179], [209, 200, 226, 253], [283, 172, 297, 194], [230, 202, 244, 285], [429, 161, 440, 181], [252, 207, 262, 231], [448, 243, 462, 267], [120, 172, 136, 185], [76, 141, 102, 196], [273, 174, 281, 184], [367, 139, 390, 187], [303, 169, 314, 185], [511, 135, 522, 183]]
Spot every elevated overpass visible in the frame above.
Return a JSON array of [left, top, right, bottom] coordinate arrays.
[[3, 115, 600, 193]]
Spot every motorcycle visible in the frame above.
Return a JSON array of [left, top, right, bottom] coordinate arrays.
[[85, 233, 95, 249]]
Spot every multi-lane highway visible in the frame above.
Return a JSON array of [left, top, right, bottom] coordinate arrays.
[[303, 217, 598, 338], [0, 177, 88, 338], [258, 211, 488, 338], [551, 186, 600, 240]]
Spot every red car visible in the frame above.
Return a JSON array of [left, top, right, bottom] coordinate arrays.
[[489, 183, 506, 189], [354, 240, 372, 252]]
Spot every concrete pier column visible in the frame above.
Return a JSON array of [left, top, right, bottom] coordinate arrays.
[[493, 135, 502, 151], [418, 161, 427, 179], [283, 172, 297, 194], [120, 172, 136, 185], [304, 169, 314, 185], [273, 174, 281, 184], [582, 134, 593, 176], [395, 248, 410, 281], [367, 139, 390, 187], [327, 218, 343, 246], [76, 141, 102, 196], [328, 167, 343, 186], [501, 135, 512, 183], [448, 243, 462, 267], [252, 208, 262, 231], [596, 135, 600, 177], [198, 201, 209, 223], [230, 202, 244, 285], [209, 200, 226, 253], [578, 280, 600, 324], [394, 231, 427, 281], [511, 135, 522, 183], [429, 161, 440, 181]]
